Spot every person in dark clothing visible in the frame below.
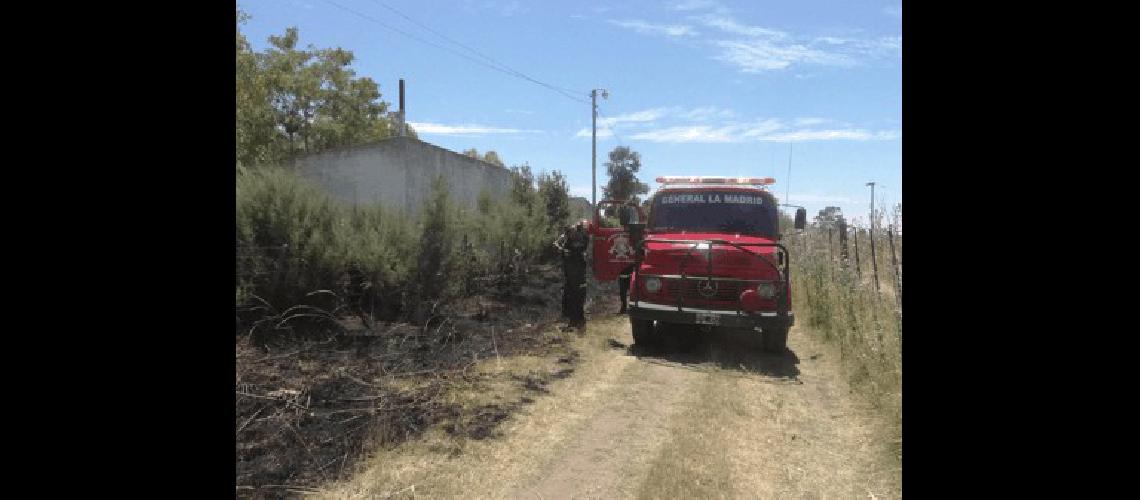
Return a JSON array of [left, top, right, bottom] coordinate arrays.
[[554, 223, 589, 330]]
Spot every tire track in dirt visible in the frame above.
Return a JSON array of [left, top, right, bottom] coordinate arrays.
[[517, 321, 900, 499], [320, 316, 900, 499], [520, 359, 706, 499]]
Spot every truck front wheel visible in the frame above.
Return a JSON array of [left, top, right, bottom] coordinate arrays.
[[631, 319, 656, 348], [763, 326, 789, 353]]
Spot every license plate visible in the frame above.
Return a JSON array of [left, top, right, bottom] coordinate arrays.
[[694, 313, 721, 325]]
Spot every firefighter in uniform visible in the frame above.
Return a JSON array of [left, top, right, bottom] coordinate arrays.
[[554, 223, 589, 330], [616, 200, 640, 314]]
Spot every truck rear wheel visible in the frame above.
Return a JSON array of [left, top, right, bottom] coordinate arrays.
[[763, 326, 788, 353], [631, 319, 656, 348]]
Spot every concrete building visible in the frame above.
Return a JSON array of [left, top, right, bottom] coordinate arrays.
[[290, 136, 514, 215]]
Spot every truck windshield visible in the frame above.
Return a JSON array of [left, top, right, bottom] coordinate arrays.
[[649, 190, 777, 236]]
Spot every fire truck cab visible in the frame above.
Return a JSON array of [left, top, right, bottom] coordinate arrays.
[[590, 176, 806, 352]]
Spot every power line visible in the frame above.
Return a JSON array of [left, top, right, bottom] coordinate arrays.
[[319, 0, 589, 105], [368, 0, 586, 98], [595, 107, 628, 147]]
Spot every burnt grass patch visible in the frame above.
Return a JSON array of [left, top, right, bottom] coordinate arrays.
[[236, 265, 602, 497]]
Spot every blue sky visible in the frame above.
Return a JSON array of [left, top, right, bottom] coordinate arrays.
[[239, 0, 901, 225]]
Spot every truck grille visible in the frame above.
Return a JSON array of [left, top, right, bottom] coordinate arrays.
[[664, 279, 745, 303]]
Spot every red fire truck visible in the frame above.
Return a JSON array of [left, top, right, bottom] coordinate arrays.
[[590, 176, 806, 352]]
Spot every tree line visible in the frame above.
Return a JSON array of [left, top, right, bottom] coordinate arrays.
[[237, 9, 415, 167]]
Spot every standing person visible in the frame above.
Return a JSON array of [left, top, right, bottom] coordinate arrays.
[[616, 200, 640, 314], [555, 223, 589, 331], [553, 225, 573, 321]]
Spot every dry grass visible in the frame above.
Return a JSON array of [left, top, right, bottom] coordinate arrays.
[[312, 318, 633, 499], [787, 224, 902, 450], [637, 327, 901, 499], [636, 374, 738, 500]]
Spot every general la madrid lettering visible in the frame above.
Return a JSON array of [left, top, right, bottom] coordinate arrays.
[[660, 194, 764, 205]]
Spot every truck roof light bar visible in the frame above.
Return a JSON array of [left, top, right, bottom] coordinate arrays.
[[655, 176, 775, 186]]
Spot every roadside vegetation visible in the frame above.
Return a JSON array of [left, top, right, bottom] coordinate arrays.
[[784, 204, 902, 441], [235, 10, 595, 495]]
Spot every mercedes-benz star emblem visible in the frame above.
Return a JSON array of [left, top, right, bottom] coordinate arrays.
[[698, 280, 718, 298]]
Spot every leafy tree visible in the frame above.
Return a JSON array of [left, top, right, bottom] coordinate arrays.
[[236, 10, 277, 167], [236, 12, 408, 166], [537, 170, 570, 233], [482, 151, 504, 167], [416, 175, 455, 301], [602, 146, 649, 203], [461, 148, 505, 167], [814, 206, 846, 228], [509, 163, 536, 211]]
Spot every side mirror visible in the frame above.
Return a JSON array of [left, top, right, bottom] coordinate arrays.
[[794, 208, 807, 230]]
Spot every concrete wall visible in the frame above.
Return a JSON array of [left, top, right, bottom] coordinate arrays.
[[290, 136, 514, 215]]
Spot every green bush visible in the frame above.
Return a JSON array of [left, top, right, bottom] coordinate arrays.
[[236, 165, 566, 324], [237, 164, 415, 316]]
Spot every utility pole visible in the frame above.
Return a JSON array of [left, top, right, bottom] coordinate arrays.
[[867, 182, 880, 293], [591, 88, 607, 209]]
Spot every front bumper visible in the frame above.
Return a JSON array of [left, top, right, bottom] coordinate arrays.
[[629, 301, 794, 330]]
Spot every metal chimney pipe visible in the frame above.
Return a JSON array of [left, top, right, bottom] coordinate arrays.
[[398, 79, 406, 137]]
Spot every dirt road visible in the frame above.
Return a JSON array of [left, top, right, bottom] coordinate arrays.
[[324, 316, 901, 499]]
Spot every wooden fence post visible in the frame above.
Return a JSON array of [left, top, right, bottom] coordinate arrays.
[[889, 225, 901, 308], [838, 221, 849, 268]]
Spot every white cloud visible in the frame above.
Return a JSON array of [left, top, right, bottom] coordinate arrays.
[[409, 122, 535, 135], [794, 117, 830, 126], [575, 127, 615, 138], [625, 115, 898, 143], [680, 106, 736, 121], [631, 125, 739, 143], [572, 106, 734, 139], [697, 14, 789, 39], [601, 108, 671, 126], [570, 106, 897, 144], [883, 5, 902, 20], [669, 0, 722, 11], [714, 39, 853, 72], [760, 129, 878, 142], [635, 8, 899, 73], [608, 19, 698, 37]]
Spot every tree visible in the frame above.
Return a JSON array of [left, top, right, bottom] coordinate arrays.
[[461, 148, 505, 167], [236, 9, 277, 167], [537, 170, 570, 233], [509, 163, 536, 211], [236, 14, 405, 166], [416, 175, 455, 301], [602, 146, 649, 203], [814, 206, 846, 228], [482, 151, 504, 167]]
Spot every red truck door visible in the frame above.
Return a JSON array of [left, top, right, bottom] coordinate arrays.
[[591, 200, 644, 281]]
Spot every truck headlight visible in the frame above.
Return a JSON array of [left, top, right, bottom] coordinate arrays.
[[645, 277, 662, 293], [756, 282, 775, 299]]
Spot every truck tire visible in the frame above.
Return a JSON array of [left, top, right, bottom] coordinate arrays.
[[631, 319, 656, 348], [763, 325, 789, 353]]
